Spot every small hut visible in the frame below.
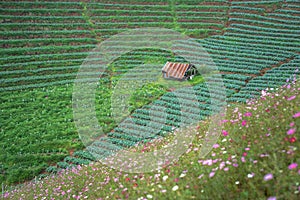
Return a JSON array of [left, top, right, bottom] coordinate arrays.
[[162, 62, 198, 81]]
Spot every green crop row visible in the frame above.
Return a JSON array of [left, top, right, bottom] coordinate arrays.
[[230, 12, 300, 25], [230, 6, 265, 12], [229, 18, 300, 30], [267, 13, 300, 20], [282, 4, 300, 9], [0, 1, 82, 8], [88, 2, 169, 10], [0, 38, 97, 46], [0, 8, 82, 15], [213, 35, 300, 51], [0, 72, 102, 84], [201, 37, 294, 55], [0, 15, 85, 21], [90, 9, 172, 16], [276, 9, 300, 14], [0, 44, 95, 56], [230, 24, 300, 34], [1, 22, 89, 28], [226, 27, 300, 39], [94, 21, 174, 28], [232, 1, 283, 5], [224, 32, 300, 44], [91, 15, 173, 21], [201, 42, 289, 59], [0, 78, 105, 92], [0, 57, 103, 70], [0, 52, 96, 64], [0, 30, 91, 37]]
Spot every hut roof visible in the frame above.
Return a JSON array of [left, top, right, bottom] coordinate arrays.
[[162, 62, 191, 80]]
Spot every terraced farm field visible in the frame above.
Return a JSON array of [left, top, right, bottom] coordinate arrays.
[[1, 0, 299, 189]]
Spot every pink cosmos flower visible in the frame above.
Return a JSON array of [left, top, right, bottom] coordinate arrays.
[[222, 119, 229, 123], [222, 130, 228, 136], [203, 159, 213, 166], [209, 172, 215, 178], [287, 95, 296, 101], [219, 162, 225, 169], [4, 193, 9, 198], [241, 157, 246, 163], [267, 196, 276, 200], [290, 122, 295, 127], [213, 143, 220, 148], [241, 120, 247, 126], [287, 128, 296, 135], [244, 112, 252, 117], [198, 174, 204, 179], [264, 173, 273, 181], [290, 137, 296, 143], [293, 112, 300, 118], [288, 163, 298, 170]]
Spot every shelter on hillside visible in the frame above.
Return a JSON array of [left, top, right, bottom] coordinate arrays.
[[162, 62, 198, 81]]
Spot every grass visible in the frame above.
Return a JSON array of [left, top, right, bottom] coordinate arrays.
[[3, 78, 299, 200]]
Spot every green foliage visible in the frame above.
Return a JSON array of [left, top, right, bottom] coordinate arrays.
[[5, 79, 300, 200], [129, 83, 167, 113], [1, 0, 300, 189]]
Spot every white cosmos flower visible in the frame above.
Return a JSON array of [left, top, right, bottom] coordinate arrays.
[[179, 173, 186, 178], [247, 173, 254, 178], [162, 175, 168, 181], [172, 185, 179, 191]]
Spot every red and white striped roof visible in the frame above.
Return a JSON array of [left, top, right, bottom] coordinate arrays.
[[162, 62, 191, 80]]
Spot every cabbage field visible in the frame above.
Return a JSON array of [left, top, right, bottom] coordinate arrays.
[[1, 0, 299, 187]]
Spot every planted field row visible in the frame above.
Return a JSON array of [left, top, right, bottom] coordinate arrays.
[[0, 8, 83, 16], [0, 1, 82, 8], [0, 44, 95, 56], [229, 58, 300, 102], [226, 27, 300, 38], [0, 51, 99, 65], [229, 18, 300, 30], [224, 32, 300, 44], [0, 71, 104, 85], [275, 9, 300, 15], [201, 36, 294, 53], [0, 38, 97, 49], [213, 35, 299, 51], [201, 38, 292, 55], [230, 12, 300, 25], [231, 1, 283, 5], [0, 78, 109, 92], [0, 15, 86, 22], [0, 57, 101, 70], [230, 6, 265, 12], [267, 13, 300, 20], [229, 23, 300, 35]]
